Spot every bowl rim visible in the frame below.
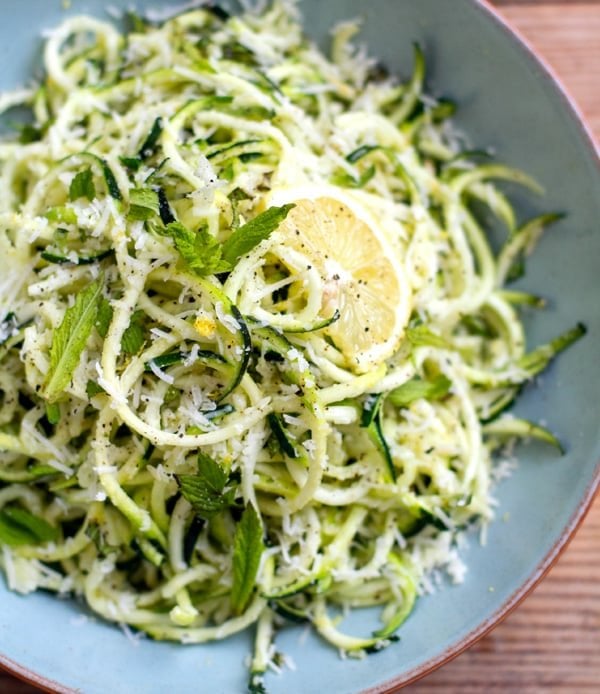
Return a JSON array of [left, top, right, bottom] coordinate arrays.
[[0, 1, 599, 693], [367, 0, 600, 690], [367, 475, 600, 693]]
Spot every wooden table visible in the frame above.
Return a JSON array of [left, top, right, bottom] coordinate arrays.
[[411, 3, 600, 691], [1, 2, 599, 692]]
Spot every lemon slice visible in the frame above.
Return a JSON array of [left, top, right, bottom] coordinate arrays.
[[267, 185, 411, 373]]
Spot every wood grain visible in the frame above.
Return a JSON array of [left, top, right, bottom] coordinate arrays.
[[405, 498, 600, 693], [499, 3, 600, 139], [1, 3, 599, 693], [407, 3, 600, 691], [496, 0, 599, 5]]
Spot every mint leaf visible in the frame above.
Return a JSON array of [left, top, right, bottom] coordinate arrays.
[[69, 168, 96, 202], [121, 310, 145, 355], [156, 206, 295, 277], [388, 375, 452, 408], [221, 204, 295, 267], [44, 278, 103, 402], [198, 452, 228, 490], [97, 298, 142, 355], [95, 297, 113, 338], [231, 504, 264, 614], [177, 453, 236, 520], [162, 222, 230, 276], [128, 187, 160, 221], [0, 506, 59, 546], [130, 188, 159, 209]]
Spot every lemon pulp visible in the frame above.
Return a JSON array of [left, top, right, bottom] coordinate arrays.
[[269, 188, 411, 372]]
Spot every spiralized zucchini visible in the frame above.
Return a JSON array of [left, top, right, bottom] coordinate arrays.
[[0, 2, 584, 690]]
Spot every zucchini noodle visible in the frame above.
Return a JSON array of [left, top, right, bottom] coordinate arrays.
[[0, 2, 585, 690]]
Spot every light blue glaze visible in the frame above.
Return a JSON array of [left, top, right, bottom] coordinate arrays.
[[0, 2, 598, 692]]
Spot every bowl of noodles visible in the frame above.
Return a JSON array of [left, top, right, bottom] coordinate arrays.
[[0, 1, 598, 692]]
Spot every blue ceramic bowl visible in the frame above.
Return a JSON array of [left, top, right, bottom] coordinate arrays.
[[1, 2, 599, 692]]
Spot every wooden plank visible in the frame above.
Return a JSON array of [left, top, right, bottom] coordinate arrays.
[[496, 0, 597, 5], [1, 3, 599, 693], [406, 6, 600, 691], [408, 500, 600, 692], [499, 3, 600, 141]]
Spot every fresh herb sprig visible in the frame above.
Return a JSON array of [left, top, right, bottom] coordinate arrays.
[[177, 453, 237, 519], [44, 277, 103, 402], [231, 504, 264, 614], [155, 204, 295, 277]]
